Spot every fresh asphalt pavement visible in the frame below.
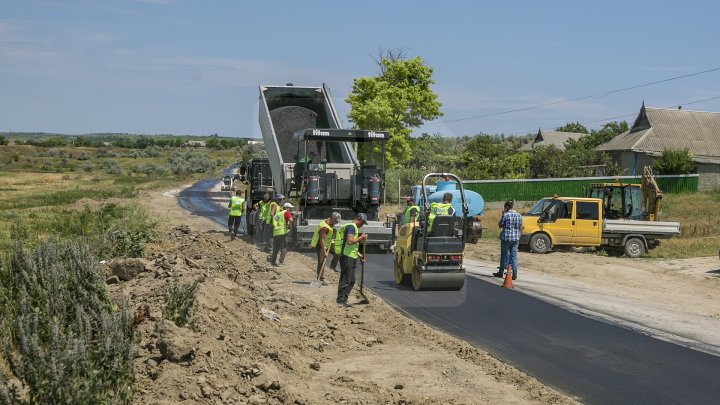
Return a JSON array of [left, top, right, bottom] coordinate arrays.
[[183, 177, 720, 404]]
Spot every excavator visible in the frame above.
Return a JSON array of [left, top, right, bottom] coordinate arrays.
[[587, 166, 663, 221]]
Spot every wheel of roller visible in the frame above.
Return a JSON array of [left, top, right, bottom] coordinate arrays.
[[393, 255, 409, 285], [412, 265, 424, 291]]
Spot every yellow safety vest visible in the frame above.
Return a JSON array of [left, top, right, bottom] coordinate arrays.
[[258, 200, 269, 221], [311, 220, 334, 249], [335, 223, 360, 259], [229, 196, 244, 217], [266, 202, 279, 224], [403, 205, 420, 224], [272, 209, 289, 237], [427, 202, 452, 232]]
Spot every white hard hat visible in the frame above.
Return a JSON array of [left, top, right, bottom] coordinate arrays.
[[283, 202, 294, 208]]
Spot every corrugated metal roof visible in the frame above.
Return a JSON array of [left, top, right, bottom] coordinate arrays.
[[522, 129, 586, 151], [597, 107, 720, 159]]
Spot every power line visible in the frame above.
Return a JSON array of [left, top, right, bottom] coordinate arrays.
[[433, 66, 720, 125], [510, 94, 720, 136]]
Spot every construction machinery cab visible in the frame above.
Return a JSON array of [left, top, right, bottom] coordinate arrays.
[[587, 166, 663, 221], [392, 173, 481, 291]]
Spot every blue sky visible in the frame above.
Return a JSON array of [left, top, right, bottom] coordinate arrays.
[[2, 0, 720, 138]]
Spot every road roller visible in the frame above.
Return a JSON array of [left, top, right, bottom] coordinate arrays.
[[393, 173, 482, 291]]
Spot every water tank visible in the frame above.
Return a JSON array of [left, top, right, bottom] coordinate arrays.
[[368, 176, 381, 205], [410, 185, 436, 207], [427, 180, 484, 217]]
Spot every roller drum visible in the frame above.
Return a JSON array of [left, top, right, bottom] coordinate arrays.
[[412, 269, 465, 291]]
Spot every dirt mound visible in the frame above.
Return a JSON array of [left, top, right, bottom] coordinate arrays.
[[109, 223, 576, 404]]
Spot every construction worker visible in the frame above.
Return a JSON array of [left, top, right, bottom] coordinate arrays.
[[256, 193, 270, 245], [402, 197, 420, 225], [264, 193, 283, 252], [227, 189, 245, 240], [493, 200, 523, 280], [269, 201, 294, 267], [311, 212, 341, 282], [427, 192, 455, 232], [335, 213, 368, 308]]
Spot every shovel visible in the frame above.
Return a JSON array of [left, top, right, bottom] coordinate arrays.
[[357, 239, 369, 305], [309, 244, 332, 288]]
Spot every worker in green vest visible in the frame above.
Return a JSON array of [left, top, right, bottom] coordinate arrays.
[[403, 197, 420, 225], [311, 212, 341, 282], [263, 193, 282, 253], [269, 201, 294, 267], [335, 213, 368, 308], [256, 193, 270, 246], [427, 192, 455, 232], [227, 189, 246, 240]]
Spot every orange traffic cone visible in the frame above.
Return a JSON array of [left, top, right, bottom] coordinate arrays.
[[501, 264, 513, 289]]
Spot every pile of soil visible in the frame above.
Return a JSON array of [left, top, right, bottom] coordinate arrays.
[[109, 220, 577, 404]]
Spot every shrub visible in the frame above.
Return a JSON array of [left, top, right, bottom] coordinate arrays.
[[652, 148, 697, 175], [101, 159, 122, 175], [96, 149, 117, 158], [82, 162, 94, 172], [167, 151, 215, 176], [0, 240, 134, 404], [77, 152, 91, 161], [163, 271, 200, 328], [141, 145, 163, 158]]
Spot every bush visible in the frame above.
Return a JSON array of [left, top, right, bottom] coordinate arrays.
[[101, 159, 122, 175], [167, 151, 215, 176], [163, 271, 200, 328], [141, 145, 163, 158], [77, 152, 91, 161], [652, 148, 696, 175], [0, 240, 134, 404], [82, 162, 94, 172], [96, 149, 117, 158]]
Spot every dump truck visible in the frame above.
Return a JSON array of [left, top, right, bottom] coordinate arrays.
[[255, 84, 394, 251], [238, 158, 274, 236], [520, 196, 680, 258]]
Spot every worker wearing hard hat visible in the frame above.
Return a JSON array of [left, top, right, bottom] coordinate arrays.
[[335, 213, 368, 308], [264, 193, 284, 253], [269, 201, 294, 267]]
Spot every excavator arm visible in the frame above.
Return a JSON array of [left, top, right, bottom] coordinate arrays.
[[642, 166, 663, 221]]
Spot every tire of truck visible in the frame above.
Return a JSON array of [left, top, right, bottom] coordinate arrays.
[[529, 233, 551, 254], [624, 237, 646, 258]]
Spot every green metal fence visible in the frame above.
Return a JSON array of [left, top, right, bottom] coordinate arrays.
[[463, 174, 698, 203]]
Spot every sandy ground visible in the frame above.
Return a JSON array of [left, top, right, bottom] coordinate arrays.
[[121, 186, 578, 404]]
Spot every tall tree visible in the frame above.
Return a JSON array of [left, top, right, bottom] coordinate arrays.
[[556, 121, 588, 134], [346, 53, 443, 167]]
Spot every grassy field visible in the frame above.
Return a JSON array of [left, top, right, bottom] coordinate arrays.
[[0, 145, 238, 254]]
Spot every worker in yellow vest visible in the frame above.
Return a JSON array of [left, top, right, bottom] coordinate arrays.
[[402, 197, 420, 225], [335, 213, 368, 308], [227, 189, 246, 240], [311, 212, 341, 282], [263, 193, 282, 253], [427, 192, 455, 232], [269, 201, 293, 267], [256, 193, 270, 246]]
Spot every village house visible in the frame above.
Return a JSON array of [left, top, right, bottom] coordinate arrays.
[[597, 104, 720, 191], [519, 129, 588, 151]]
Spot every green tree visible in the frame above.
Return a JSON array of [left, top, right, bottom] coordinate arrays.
[[556, 121, 588, 134], [460, 134, 528, 179], [528, 145, 566, 178], [0, 135, 7, 145], [346, 53, 443, 167], [652, 148, 696, 174]]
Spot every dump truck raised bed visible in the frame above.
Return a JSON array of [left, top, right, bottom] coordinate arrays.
[[256, 84, 393, 251], [520, 196, 680, 258]]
